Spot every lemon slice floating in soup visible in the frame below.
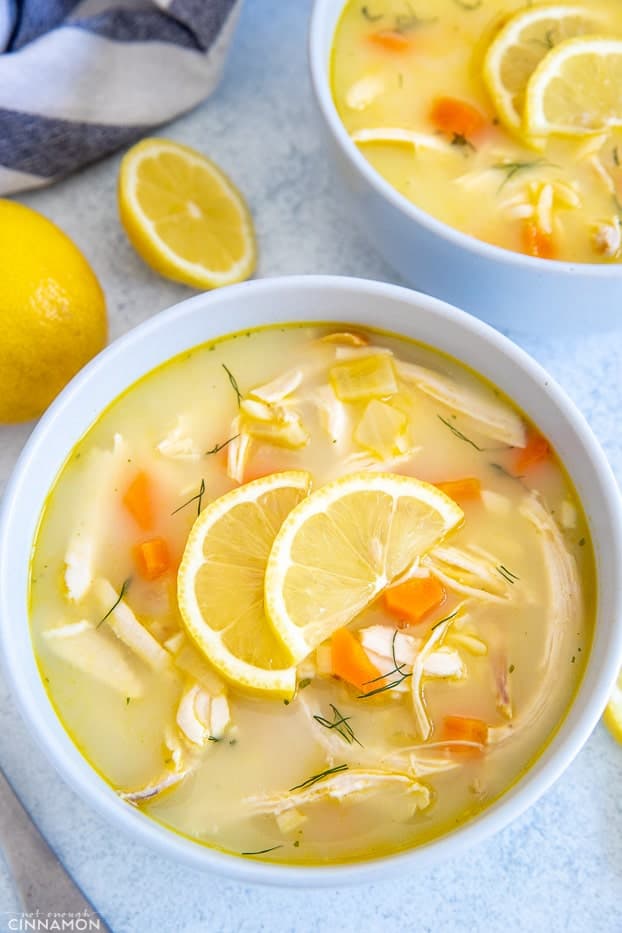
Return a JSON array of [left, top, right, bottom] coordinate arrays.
[[483, 5, 608, 136], [264, 473, 463, 663], [177, 472, 311, 698], [524, 37, 622, 137]]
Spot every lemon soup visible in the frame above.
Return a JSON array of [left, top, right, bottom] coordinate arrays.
[[30, 325, 594, 864], [332, 1, 622, 262]]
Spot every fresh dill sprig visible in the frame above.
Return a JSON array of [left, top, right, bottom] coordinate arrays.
[[497, 564, 520, 584], [171, 478, 206, 517], [205, 433, 240, 456], [298, 678, 312, 690], [96, 578, 131, 629], [313, 704, 363, 747], [437, 415, 483, 451], [358, 630, 412, 698], [289, 763, 348, 792], [613, 146, 620, 168], [492, 159, 553, 192], [451, 132, 476, 153], [430, 608, 459, 631], [361, 4, 382, 20], [207, 735, 222, 743], [222, 363, 242, 407], [489, 461, 524, 482], [241, 845, 284, 856]]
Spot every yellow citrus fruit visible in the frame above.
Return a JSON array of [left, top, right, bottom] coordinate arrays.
[[604, 668, 622, 744], [483, 5, 607, 135], [118, 138, 256, 289], [525, 36, 622, 137], [264, 472, 464, 663], [0, 200, 107, 424], [177, 472, 311, 698]]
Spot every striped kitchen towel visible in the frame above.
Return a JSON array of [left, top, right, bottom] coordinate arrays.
[[0, 0, 241, 195]]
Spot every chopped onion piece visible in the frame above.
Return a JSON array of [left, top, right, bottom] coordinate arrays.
[[156, 415, 201, 461], [43, 621, 143, 697], [249, 368, 304, 404], [346, 74, 385, 110]]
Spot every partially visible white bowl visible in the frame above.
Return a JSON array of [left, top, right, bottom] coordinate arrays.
[[1, 276, 621, 885], [309, 0, 622, 332]]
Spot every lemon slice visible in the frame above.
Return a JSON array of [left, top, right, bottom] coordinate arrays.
[[483, 5, 607, 134], [264, 473, 463, 663], [604, 668, 622, 743], [177, 472, 311, 698], [118, 137, 256, 289], [525, 37, 622, 137]]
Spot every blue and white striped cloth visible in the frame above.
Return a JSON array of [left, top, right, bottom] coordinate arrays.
[[0, 0, 241, 194]]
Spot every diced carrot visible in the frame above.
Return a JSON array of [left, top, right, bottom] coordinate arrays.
[[331, 627, 383, 692], [435, 477, 481, 503], [134, 537, 170, 581], [122, 471, 154, 530], [521, 220, 556, 259], [384, 576, 446, 625], [513, 428, 550, 475], [368, 30, 412, 52], [429, 96, 487, 140], [442, 715, 488, 756]]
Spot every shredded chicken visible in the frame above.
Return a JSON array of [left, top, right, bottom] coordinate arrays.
[[395, 361, 526, 448], [351, 127, 453, 154], [489, 494, 580, 745], [93, 578, 171, 672], [176, 682, 230, 747], [120, 769, 192, 805], [249, 368, 303, 404], [591, 216, 621, 259], [245, 768, 430, 817], [346, 75, 385, 110], [423, 545, 513, 603], [64, 434, 128, 601], [359, 625, 464, 687], [226, 416, 251, 484], [43, 621, 143, 697], [411, 611, 462, 739], [156, 415, 201, 461]]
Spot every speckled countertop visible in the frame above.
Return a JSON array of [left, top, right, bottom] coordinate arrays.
[[0, 2, 621, 931]]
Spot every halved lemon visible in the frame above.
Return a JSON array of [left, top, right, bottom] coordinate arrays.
[[264, 473, 463, 663], [604, 669, 622, 743], [177, 472, 311, 698], [118, 138, 256, 289], [525, 37, 622, 137], [483, 5, 607, 135]]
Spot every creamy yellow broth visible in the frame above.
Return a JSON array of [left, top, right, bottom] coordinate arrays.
[[332, 0, 622, 262], [30, 324, 595, 864]]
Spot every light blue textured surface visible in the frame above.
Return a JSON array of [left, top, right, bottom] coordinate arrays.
[[0, 2, 621, 931]]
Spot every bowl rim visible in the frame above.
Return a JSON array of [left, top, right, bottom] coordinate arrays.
[[308, 0, 622, 280], [1, 274, 621, 886]]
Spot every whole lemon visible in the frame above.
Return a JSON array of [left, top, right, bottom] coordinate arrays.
[[0, 200, 107, 423]]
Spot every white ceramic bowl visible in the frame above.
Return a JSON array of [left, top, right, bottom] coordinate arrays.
[[1, 276, 621, 885], [308, 0, 622, 333]]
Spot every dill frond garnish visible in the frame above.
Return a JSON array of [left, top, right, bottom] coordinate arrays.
[[489, 462, 524, 482], [430, 608, 459, 631], [497, 564, 520, 584], [222, 363, 242, 407], [289, 763, 348, 792], [451, 133, 476, 153], [313, 704, 363, 747], [96, 578, 131, 629], [241, 845, 284, 856], [361, 4, 382, 20], [205, 433, 240, 456], [492, 159, 553, 191], [437, 415, 483, 451], [171, 478, 206, 517], [393, 2, 436, 33], [613, 146, 620, 167], [358, 629, 414, 698], [298, 678, 312, 690]]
